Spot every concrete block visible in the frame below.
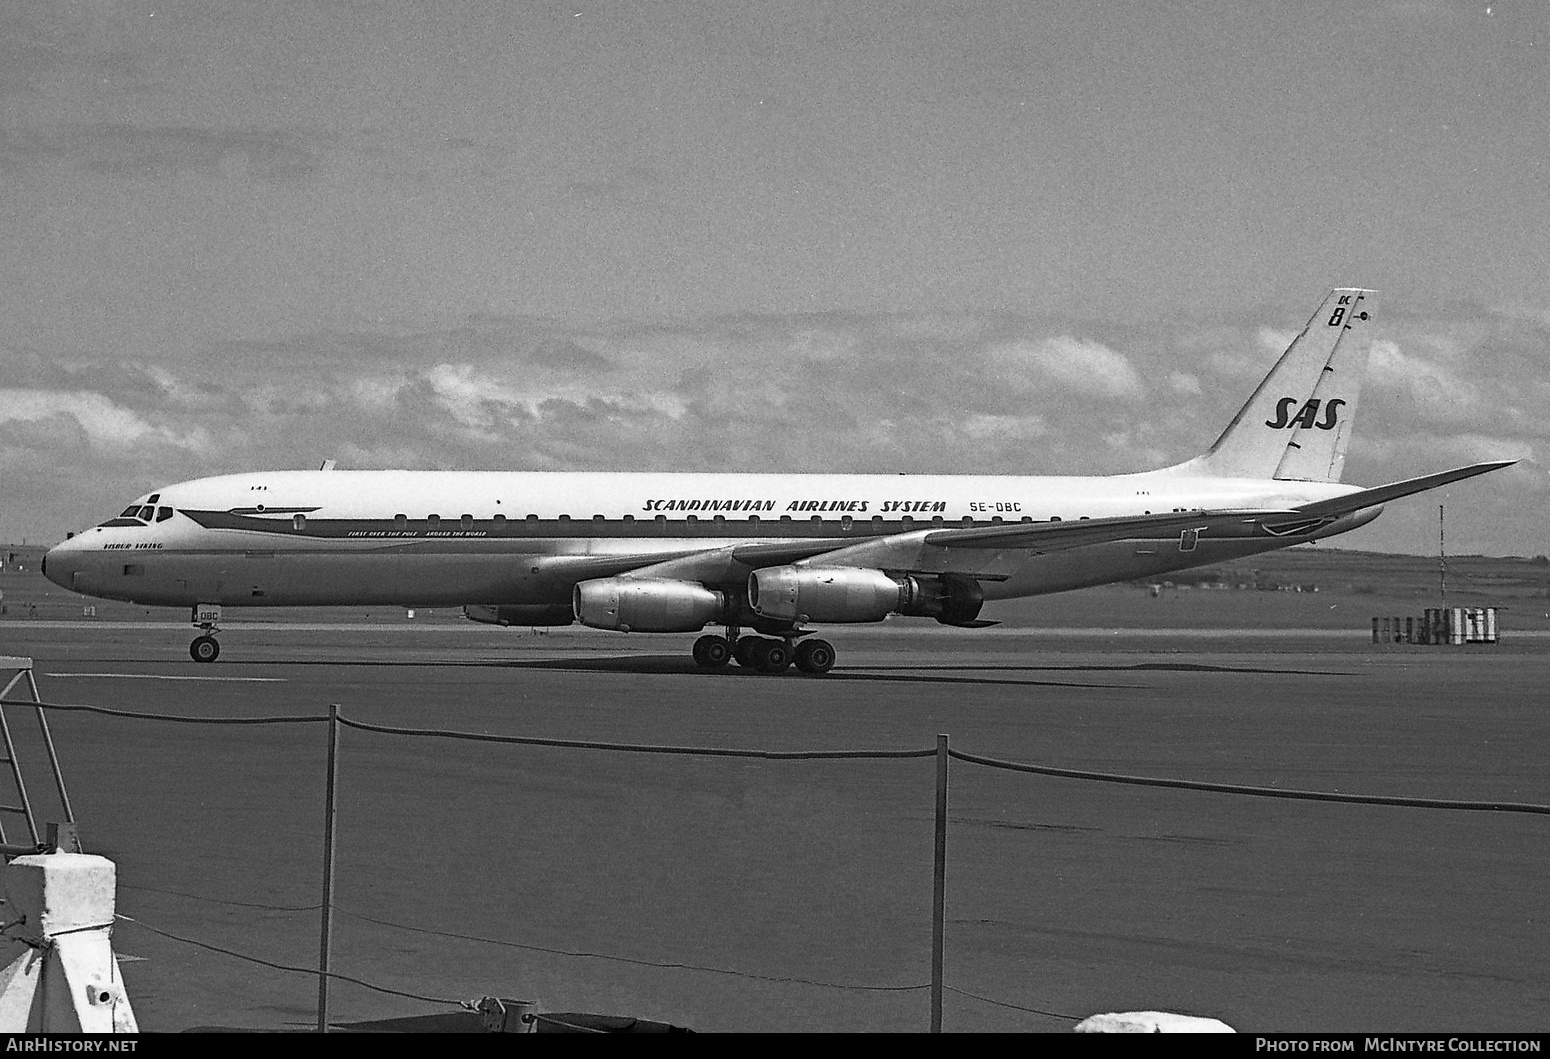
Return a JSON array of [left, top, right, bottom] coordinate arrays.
[[2, 854, 116, 941]]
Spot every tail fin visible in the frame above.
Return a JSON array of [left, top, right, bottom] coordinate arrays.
[[1180, 288, 1377, 482]]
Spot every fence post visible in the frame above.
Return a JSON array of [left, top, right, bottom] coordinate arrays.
[[932, 733, 948, 1033], [318, 703, 339, 1033]]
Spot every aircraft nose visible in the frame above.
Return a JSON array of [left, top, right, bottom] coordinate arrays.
[[42, 539, 79, 590]]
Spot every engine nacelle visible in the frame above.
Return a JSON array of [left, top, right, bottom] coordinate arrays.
[[748, 566, 905, 623], [573, 577, 725, 633], [904, 571, 986, 627], [749, 567, 986, 626], [464, 604, 575, 627]]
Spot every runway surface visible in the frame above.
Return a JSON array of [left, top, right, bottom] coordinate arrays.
[[0, 622, 1544, 1033]]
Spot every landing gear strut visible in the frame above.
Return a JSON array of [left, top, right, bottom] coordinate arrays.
[[190, 603, 221, 663]]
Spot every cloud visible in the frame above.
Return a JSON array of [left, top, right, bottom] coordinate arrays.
[[987, 336, 1145, 399], [1, 124, 324, 182], [961, 414, 1050, 442], [6, 298, 1546, 555], [1168, 371, 1203, 395], [1366, 340, 1484, 427], [0, 389, 209, 453]]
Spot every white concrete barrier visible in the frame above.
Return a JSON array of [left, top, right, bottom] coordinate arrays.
[[0, 853, 137, 1032]]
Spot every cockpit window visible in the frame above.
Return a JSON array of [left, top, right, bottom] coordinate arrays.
[[105, 502, 169, 529]]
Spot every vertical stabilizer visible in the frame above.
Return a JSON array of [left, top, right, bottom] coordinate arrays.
[[1184, 288, 1377, 482]]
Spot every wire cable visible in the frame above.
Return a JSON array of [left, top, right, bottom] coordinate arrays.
[[113, 913, 464, 1008], [336, 908, 931, 994], [941, 984, 1081, 1022], [949, 748, 1550, 814], [2, 697, 321, 725], [334, 714, 937, 761]]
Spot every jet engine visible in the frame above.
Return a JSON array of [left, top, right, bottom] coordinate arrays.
[[748, 566, 900, 623], [463, 604, 575, 627], [748, 567, 985, 626], [573, 577, 725, 633]]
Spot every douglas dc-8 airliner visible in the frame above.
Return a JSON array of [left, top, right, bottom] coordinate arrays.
[[43, 289, 1511, 673]]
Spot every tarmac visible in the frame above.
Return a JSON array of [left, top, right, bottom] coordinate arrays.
[[0, 620, 1543, 1033]]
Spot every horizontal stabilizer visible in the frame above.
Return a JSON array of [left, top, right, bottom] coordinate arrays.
[[1292, 460, 1516, 518]]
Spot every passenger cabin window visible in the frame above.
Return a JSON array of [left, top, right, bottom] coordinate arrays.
[[394, 514, 407, 531], [461, 514, 474, 531], [293, 514, 307, 531], [427, 514, 441, 529]]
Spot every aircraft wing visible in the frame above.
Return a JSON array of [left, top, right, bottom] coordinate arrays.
[[536, 539, 858, 585], [920, 509, 1289, 552], [1287, 460, 1516, 518], [729, 539, 856, 566], [547, 511, 1298, 586], [538, 461, 1514, 585]]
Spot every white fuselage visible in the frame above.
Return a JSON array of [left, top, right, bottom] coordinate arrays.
[[43, 468, 1370, 611]]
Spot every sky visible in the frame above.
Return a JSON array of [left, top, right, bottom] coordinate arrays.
[[1, 0, 1547, 555]]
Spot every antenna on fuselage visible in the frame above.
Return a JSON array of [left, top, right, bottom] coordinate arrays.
[[319, 460, 337, 471]]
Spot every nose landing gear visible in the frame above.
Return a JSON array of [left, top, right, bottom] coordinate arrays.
[[190, 603, 222, 663]]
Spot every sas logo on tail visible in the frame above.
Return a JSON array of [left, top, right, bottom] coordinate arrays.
[[1266, 398, 1345, 430]]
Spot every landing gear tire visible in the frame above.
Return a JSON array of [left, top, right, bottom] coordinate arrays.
[[692, 635, 731, 668], [794, 638, 836, 675], [190, 635, 220, 663], [755, 639, 792, 674], [733, 636, 762, 668]]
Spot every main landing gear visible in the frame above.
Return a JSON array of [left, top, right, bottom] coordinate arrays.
[[190, 603, 221, 663], [691, 631, 836, 675]]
